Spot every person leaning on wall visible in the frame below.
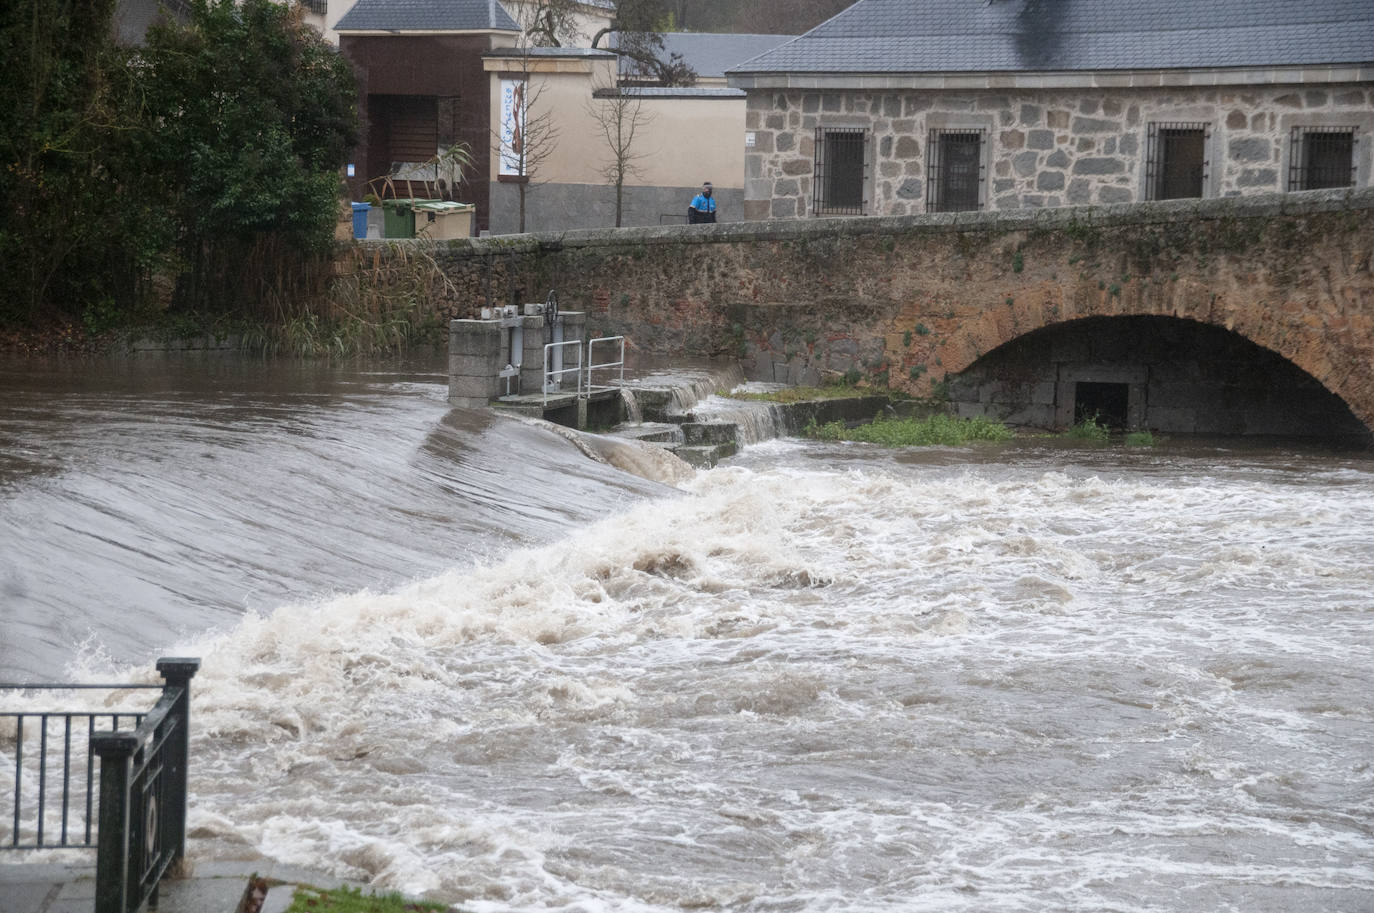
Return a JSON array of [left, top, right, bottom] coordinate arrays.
[[687, 181, 717, 224]]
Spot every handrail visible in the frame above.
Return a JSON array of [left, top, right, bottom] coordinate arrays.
[[1, 657, 200, 913], [543, 339, 584, 404], [586, 336, 625, 391]]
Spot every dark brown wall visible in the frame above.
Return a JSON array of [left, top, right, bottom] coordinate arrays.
[[341, 35, 496, 232]]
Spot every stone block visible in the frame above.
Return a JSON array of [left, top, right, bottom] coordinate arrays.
[[1067, 178, 1092, 204], [771, 197, 797, 219], [897, 178, 924, 200], [896, 135, 920, 158], [822, 95, 841, 112], [1019, 103, 1043, 126], [1229, 137, 1272, 163], [1099, 185, 1133, 203], [1047, 109, 1070, 129], [1013, 150, 1039, 176], [776, 132, 795, 152], [1001, 129, 1026, 149], [1027, 129, 1056, 150], [775, 178, 800, 196], [1236, 168, 1279, 188], [1046, 148, 1070, 169], [1037, 171, 1066, 191], [1072, 156, 1125, 175]]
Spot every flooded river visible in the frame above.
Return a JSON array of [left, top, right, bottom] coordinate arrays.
[[2, 354, 1372, 912]]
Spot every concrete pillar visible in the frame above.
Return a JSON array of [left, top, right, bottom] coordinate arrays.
[[448, 319, 507, 407], [520, 314, 549, 395]]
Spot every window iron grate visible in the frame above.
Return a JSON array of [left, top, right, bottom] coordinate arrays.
[[813, 127, 869, 216], [926, 130, 985, 213], [1145, 122, 1210, 201], [1289, 126, 1357, 191]]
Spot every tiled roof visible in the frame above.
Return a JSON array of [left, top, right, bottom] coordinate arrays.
[[729, 0, 1374, 74], [336, 0, 520, 33], [618, 33, 794, 79]]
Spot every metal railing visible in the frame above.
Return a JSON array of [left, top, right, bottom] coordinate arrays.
[[1, 657, 200, 913], [543, 339, 584, 404], [586, 336, 626, 391]]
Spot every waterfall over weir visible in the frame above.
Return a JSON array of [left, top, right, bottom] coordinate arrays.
[[3, 352, 1372, 913], [605, 360, 797, 465]]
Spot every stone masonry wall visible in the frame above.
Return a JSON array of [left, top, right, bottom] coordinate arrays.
[[343, 188, 1374, 432], [743, 84, 1374, 220]]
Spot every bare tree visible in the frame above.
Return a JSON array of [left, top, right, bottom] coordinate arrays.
[[496, 6, 565, 232], [508, 0, 586, 46], [588, 83, 654, 227]]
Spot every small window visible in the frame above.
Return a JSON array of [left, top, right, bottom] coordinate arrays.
[[1289, 127, 1357, 190], [813, 128, 868, 215], [926, 130, 985, 212], [1146, 122, 1210, 200]]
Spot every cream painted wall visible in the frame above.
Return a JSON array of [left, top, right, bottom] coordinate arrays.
[[485, 57, 745, 189]]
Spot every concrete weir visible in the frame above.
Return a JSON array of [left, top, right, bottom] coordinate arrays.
[[447, 318, 892, 467], [447, 303, 623, 430]]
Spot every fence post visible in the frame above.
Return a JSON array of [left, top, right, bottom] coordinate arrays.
[[156, 657, 200, 870], [91, 731, 138, 913]]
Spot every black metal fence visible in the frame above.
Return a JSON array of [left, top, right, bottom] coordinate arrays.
[[1, 657, 200, 913]]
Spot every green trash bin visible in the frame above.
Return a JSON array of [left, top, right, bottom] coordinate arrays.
[[381, 199, 439, 238]]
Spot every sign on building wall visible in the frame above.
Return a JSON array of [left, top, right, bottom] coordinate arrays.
[[499, 79, 527, 176]]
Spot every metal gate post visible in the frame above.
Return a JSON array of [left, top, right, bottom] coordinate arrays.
[[92, 731, 138, 913], [156, 658, 200, 869]]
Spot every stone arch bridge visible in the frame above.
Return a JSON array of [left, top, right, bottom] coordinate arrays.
[[406, 187, 1374, 437]]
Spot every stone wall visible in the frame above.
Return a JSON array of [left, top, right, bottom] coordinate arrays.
[[345, 187, 1374, 433], [486, 183, 744, 235], [743, 85, 1374, 220]]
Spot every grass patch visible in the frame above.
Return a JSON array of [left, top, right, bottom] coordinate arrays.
[[805, 413, 1013, 446], [725, 384, 877, 404], [1064, 415, 1111, 443], [283, 884, 449, 913], [1124, 430, 1157, 447]]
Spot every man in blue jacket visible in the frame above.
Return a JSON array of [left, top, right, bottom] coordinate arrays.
[[688, 182, 717, 224]]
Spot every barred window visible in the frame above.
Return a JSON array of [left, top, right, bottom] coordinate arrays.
[[1145, 123, 1210, 200], [1289, 127, 1357, 190], [926, 130, 985, 213], [813, 128, 869, 216]]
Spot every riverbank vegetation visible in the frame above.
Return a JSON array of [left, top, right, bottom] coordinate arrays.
[[281, 884, 449, 913], [1, 0, 358, 348], [726, 383, 883, 404], [805, 414, 1015, 446]]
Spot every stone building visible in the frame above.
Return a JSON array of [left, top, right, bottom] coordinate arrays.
[[726, 0, 1374, 221]]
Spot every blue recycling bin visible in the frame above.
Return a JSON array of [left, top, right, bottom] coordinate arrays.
[[350, 202, 371, 239]]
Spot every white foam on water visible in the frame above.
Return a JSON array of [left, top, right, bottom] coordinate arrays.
[[130, 452, 1374, 911]]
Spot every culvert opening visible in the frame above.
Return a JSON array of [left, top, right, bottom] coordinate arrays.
[[1075, 381, 1129, 428]]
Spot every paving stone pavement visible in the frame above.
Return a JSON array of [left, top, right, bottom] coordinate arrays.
[[0, 860, 356, 913]]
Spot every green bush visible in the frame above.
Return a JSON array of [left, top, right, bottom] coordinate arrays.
[[805, 414, 1013, 446], [1065, 414, 1111, 442]]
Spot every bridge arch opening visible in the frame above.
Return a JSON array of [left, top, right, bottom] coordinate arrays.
[[945, 315, 1371, 444]]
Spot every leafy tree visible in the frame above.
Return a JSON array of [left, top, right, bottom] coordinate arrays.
[[136, 0, 357, 311], [0, 0, 159, 326]]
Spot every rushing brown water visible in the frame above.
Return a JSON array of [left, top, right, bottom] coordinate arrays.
[[2, 353, 1371, 912]]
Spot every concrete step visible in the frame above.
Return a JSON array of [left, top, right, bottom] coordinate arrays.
[[680, 422, 738, 446], [610, 422, 683, 444], [669, 441, 737, 468]]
